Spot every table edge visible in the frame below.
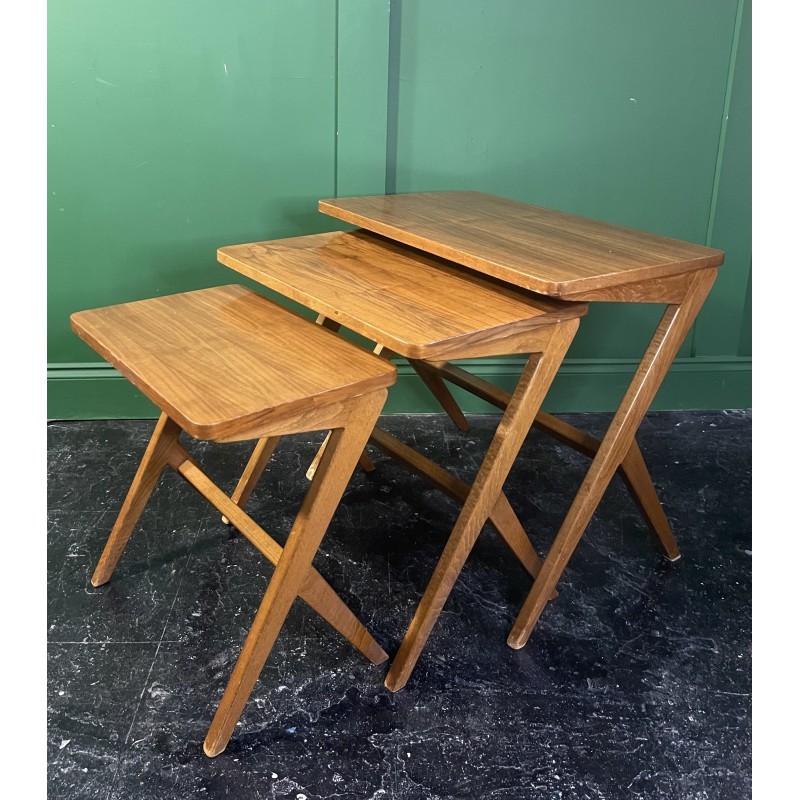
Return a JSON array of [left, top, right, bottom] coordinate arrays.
[[318, 197, 725, 298]]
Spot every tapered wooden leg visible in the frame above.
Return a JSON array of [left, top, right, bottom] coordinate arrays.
[[232, 436, 280, 508], [507, 269, 717, 649], [91, 413, 181, 587], [384, 320, 579, 692], [619, 442, 680, 560], [203, 390, 386, 757], [408, 358, 470, 432], [221, 436, 281, 525], [489, 493, 548, 582], [306, 431, 332, 480]]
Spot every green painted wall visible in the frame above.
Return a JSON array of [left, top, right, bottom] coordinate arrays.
[[694, 0, 752, 359], [48, 0, 339, 368], [48, 0, 751, 419]]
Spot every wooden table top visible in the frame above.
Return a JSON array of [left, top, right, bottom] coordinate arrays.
[[318, 192, 724, 298], [71, 285, 396, 440], [218, 230, 586, 360]]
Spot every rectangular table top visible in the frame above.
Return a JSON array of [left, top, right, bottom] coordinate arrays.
[[218, 230, 586, 360], [318, 192, 724, 298], [71, 285, 396, 441]]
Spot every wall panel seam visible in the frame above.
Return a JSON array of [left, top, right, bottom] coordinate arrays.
[[690, 0, 746, 358]]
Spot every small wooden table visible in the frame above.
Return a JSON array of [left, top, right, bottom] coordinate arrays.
[[318, 191, 724, 666], [218, 229, 587, 691]]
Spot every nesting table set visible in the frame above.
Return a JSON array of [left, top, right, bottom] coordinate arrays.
[[71, 191, 723, 755]]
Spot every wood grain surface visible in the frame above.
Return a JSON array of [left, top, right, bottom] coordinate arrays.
[[218, 230, 586, 359], [318, 192, 724, 297], [71, 285, 395, 441]]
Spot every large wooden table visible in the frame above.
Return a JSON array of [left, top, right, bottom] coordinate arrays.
[[220, 191, 723, 691]]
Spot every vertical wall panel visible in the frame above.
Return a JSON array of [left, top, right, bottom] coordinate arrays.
[[738, 267, 752, 358], [48, 1, 338, 364], [336, 1, 391, 197], [393, 0, 741, 361], [694, 0, 752, 357]]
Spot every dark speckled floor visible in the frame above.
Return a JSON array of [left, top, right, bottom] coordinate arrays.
[[47, 411, 751, 799]]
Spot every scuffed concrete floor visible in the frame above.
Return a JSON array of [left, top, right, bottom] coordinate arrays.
[[47, 411, 751, 799]]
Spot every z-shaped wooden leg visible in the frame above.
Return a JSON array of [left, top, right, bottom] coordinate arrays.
[[507, 268, 717, 649], [384, 319, 579, 692], [202, 390, 386, 756], [92, 410, 388, 678]]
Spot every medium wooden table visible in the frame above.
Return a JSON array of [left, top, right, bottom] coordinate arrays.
[[218, 229, 587, 691], [318, 191, 724, 671]]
